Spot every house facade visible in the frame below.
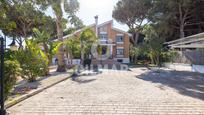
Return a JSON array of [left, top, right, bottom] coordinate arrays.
[[63, 16, 131, 64]]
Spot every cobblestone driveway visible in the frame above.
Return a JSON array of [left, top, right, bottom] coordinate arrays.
[[8, 68, 204, 115]]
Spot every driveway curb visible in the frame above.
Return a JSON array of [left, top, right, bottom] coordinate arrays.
[[5, 74, 72, 109]]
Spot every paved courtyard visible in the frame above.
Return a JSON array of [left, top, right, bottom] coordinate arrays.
[[8, 67, 204, 115]]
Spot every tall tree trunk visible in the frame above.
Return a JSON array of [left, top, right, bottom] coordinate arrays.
[[55, 14, 66, 72], [81, 43, 84, 66], [132, 31, 139, 64], [134, 55, 137, 64], [66, 50, 69, 64], [69, 52, 73, 65], [133, 32, 139, 46], [43, 43, 50, 75], [180, 24, 185, 38], [179, 3, 185, 38]]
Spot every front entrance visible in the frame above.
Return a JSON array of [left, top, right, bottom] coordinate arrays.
[[101, 46, 108, 55], [96, 45, 113, 60]]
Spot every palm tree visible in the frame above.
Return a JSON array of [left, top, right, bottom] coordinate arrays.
[[64, 39, 74, 65], [79, 28, 97, 66], [33, 28, 53, 75], [36, 0, 79, 72], [64, 37, 81, 65]]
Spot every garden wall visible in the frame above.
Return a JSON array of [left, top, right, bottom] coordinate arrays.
[[172, 49, 204, 65], [192, 65, 204, 73], [163, 63, 192, 71], [163, 63, 204, 74]]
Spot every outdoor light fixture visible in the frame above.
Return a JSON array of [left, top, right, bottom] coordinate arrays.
[[8, 38, 18, 51], [0, 36, 6, 115]]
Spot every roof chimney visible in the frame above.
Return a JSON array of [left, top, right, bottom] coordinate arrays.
[[94, 15, 98, 37]]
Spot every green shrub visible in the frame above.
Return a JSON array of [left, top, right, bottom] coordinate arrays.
[[15, 41, 48, 82], [2, 60, 21, 100], [161, 51, 179, 63], [161, 52, 170, 62]]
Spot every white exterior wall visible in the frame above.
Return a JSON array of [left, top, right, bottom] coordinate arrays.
[[51, 58, 81, 65], [114, 58, 130, 64], [72, 59, 81, 65]]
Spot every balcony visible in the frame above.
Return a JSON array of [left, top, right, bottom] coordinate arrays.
[[116, 55, 124, 58], [99, 39, 116, 46]]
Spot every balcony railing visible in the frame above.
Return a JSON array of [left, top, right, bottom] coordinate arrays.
[[99, 39, 116, 45]]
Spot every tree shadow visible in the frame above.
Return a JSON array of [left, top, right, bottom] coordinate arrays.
[[128, 64, 146, 69], [49, 71, 71, 76], [12, 81, 41, 95], [72, 78, 96, 84], [71, 72, 98, 84], [137, 69, 204, 100]]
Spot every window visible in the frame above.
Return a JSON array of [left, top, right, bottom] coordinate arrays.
[[99, 27, 107, 32], [117, 59, 123, 63], [116, 49, 124, 55], [116, 35, 124, 43], [99, 33, 108, 40]]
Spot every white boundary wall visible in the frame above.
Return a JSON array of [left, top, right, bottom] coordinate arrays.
[[52, 58, 81, 65], [164, 63, 192, 71], [192, 65, 204, 73], [72, 59, 81, 65], [163, 63, 204, 73]]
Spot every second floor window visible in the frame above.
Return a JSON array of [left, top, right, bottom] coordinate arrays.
[[116, 35, 124, 43], [116, 49, 124, 55], [99, 34, 108, 40]]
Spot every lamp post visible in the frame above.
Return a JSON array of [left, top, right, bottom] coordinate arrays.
[[0, 36, 18, 115], [0, 36, 6, 115]]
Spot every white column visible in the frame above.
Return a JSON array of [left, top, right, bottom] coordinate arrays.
[[110, 45, 113, 59]]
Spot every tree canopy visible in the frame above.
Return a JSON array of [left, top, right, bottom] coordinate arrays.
[[113, 0, 204, 64], [0, 0, 56, 48], [112, 0, 153, 45], [150, 0, 204, 40], [33, 0, 80, 72], [113, 0, 204, 42]]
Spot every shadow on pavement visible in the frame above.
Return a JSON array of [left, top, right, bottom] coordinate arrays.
[[72, 78, 96, 84], [137, 69, 204, 100], [71, 71, 99, 84]]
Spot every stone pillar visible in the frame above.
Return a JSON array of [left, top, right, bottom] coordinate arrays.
[[94, 15, 98, 37]]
